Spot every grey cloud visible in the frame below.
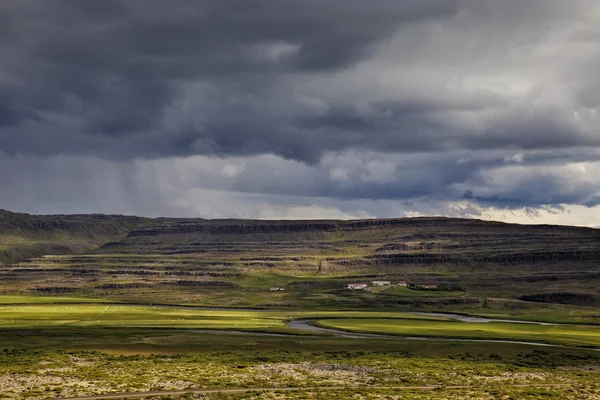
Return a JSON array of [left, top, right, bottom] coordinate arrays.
[[1, 0, 600, 219]]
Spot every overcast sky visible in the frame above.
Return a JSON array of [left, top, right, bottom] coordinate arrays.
[[1, 1, 599, 225]]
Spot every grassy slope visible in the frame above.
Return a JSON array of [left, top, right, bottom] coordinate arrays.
[[90, 217, 600, 301], [378, 286, 465, 297], [0, 210, 152, 264]]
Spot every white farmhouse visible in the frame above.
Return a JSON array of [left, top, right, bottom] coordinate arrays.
[[348, 283, 368, 290]]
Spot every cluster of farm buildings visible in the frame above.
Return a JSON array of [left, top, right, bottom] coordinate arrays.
[[348, 280, 440, 290]]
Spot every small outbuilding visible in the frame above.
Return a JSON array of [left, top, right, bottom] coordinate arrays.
[[422, 284, 439, 290], [372, 280, 391, 286]]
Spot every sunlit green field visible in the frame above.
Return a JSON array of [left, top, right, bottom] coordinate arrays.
[[317, 318, 600, 348], [0, 304, 286, 330], [2, 303, 599, 349], [0, 295, 109, 304], [0, 304, 444, 332]]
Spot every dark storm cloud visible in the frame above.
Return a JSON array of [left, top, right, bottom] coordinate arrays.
[[0, 0, 463, 160]]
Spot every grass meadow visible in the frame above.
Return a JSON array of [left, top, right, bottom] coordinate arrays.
[[316, 318, 600, 348], [1, 303, 599, 348]]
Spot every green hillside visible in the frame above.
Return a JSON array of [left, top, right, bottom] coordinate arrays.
[[1, 212, 598, 313], [0, 209, 153, 264]]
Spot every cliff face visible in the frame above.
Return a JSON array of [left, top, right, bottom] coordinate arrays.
[[96, 217, 600, 263], [127, 217, 506, 235]]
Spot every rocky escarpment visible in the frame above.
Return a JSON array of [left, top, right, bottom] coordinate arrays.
[[120, 217, 514, 238], [1, 213, 598, 308], [95, 217, 600, 260]]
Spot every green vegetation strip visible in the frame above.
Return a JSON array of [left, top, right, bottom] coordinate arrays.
[[0, 304, 442, 333], [2, 303, 600, 348], [0, 295, 109, 305], [379, 286, 464, 298], [315, 318, 600, 348]]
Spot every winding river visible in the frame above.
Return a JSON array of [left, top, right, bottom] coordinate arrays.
[[286, 319, 565, 346], [160, 304, 556, 326], [190, 318, 599, 351]]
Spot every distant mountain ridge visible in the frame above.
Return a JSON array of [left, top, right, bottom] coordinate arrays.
[[1, 209, 598, 265], [2, 209, 599, 307]]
